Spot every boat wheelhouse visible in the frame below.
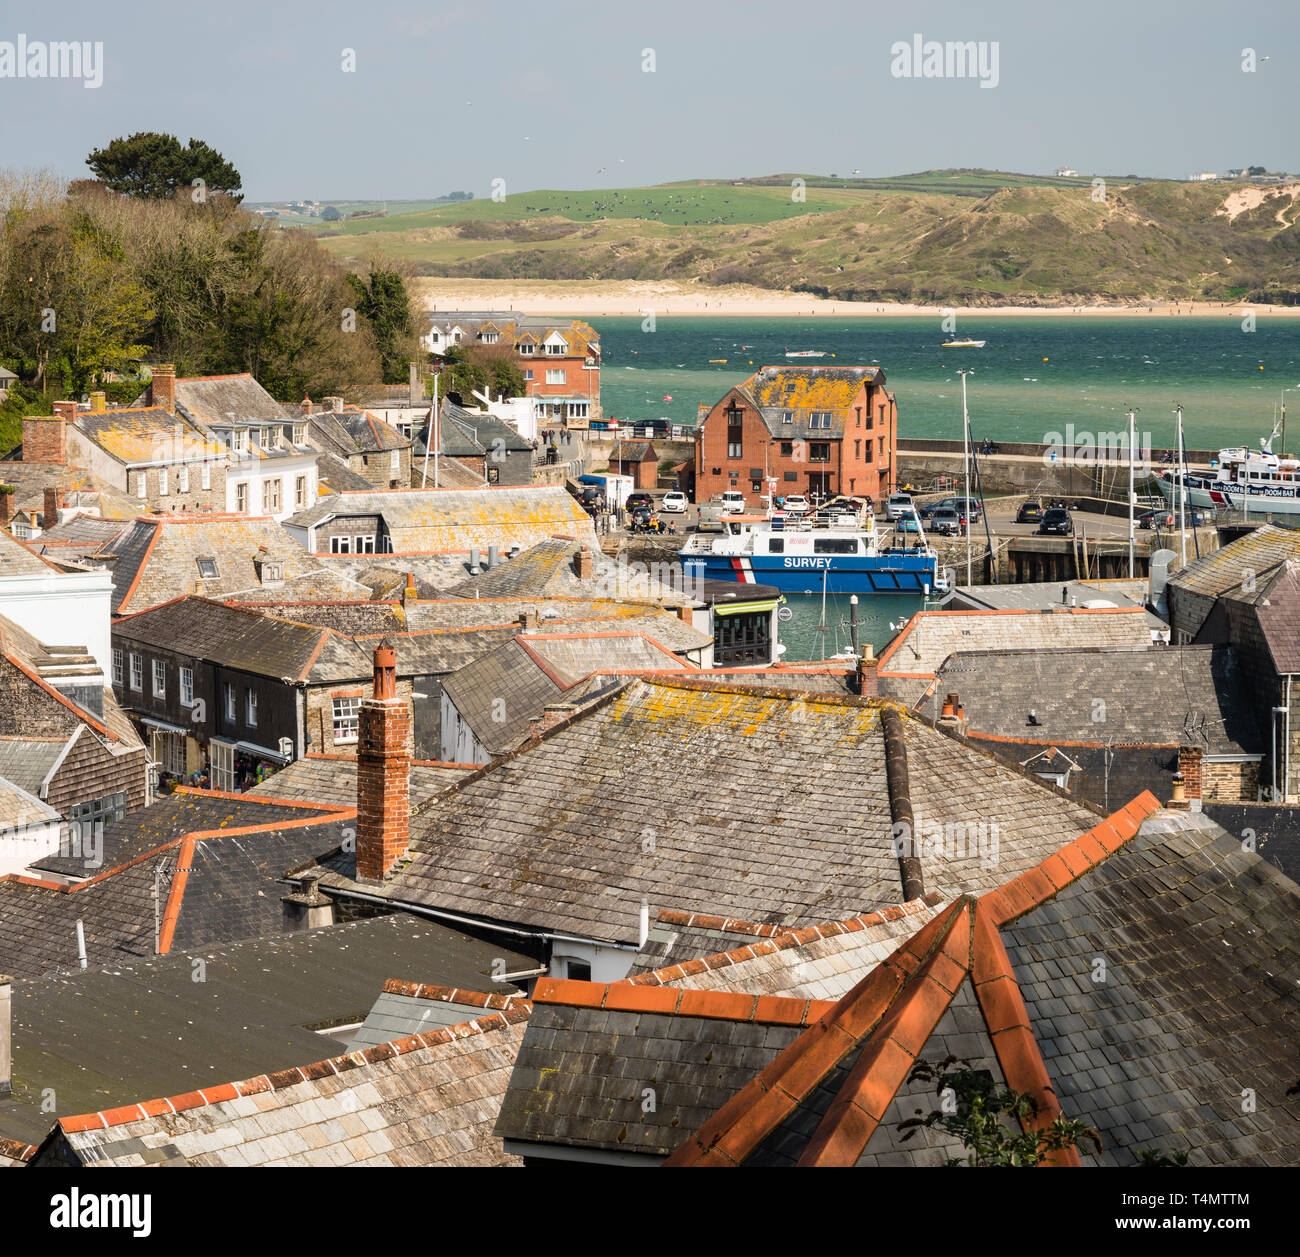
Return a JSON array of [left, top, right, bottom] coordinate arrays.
[[680, 513, 947, 595], [1157, 445, 1300, 517]]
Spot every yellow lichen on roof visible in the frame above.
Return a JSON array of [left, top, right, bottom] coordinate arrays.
[[747, 372, 867, 411], [624, 679, 881, 735]]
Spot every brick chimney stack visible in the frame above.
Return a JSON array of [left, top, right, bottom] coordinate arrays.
[[150, 363, 176, 415], [300, 396, 313, 416], [43, 487, 64, 529], [402, 571, 416, 607], [0, 491, 12, 526], [22, 409, 70, 465], [89, 390, 107, 413], [355, 643, 410, 881], [323, 396, 344, 413], [575, 545, 594, 580], [854, 644, 878, 696]]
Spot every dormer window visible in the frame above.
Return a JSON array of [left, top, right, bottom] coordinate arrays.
[[293, 422, 307, 445], [517, 342, 535, 355], [480, 331, 499, 344], [782, 410, 794, 424]]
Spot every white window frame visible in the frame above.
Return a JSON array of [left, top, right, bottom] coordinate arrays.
[[201, 462, 212, 490], [135, 472, 147, 498], [112, 648, 123, 686], [235, 482, 248, 513], [224, 683, 236, 722], [129, 653, 143, 691], [178, 465, 189, 493], [152, 659, 166, 698], [210, 740, 236, 791], [390, 449, 400, 473], [356, 535, 376, 554], [295, 475, 308, 508], [264, 478, 281, 512], [246, 688, 258, 728], [332, 696, 360, 744], [546, 369, 565, 385], [180, 666, 194, 707], [158, 468, 168, 496], [330, 535, 352, 554], [293, 422, 307, 446]]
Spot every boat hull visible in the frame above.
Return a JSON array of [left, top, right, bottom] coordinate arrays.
[[1156, 473, 1300, 516], [682, 551, 944, 595]]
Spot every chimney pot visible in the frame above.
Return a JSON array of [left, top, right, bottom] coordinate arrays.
[[301, 396, 313, 416], [89, 390, 107, 413]]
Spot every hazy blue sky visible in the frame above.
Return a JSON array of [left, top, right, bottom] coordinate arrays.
[[0, 0, 1294, 200]]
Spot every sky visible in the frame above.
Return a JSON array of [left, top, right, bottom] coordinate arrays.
[[0, 0, 1295, 201]]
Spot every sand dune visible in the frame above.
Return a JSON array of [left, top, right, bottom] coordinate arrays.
[[410, 278, 1300, 319]]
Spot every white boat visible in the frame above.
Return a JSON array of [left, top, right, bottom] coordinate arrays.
[[942, 338, 986, 348], [784, 349, 826, 358], [1157, 440, 1300, 517]]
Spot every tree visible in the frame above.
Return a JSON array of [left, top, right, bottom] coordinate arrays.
[[900, 1058, 1101, 1166], [86, 133, 243, 201], [435, 343, 525, 404], [321, 206, 342, 222], [344, 266, 417, 384]]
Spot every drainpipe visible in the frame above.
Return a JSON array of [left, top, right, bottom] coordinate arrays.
[[1273, 703, 1288, 802]]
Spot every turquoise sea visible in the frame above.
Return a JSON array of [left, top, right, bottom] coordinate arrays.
[[598, 315, 1300, 451]]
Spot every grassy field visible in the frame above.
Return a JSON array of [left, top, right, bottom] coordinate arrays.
[[304, 170, 1300, 305]]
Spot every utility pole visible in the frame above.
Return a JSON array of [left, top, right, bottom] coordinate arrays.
[[959, 370, 973, 585], [1175, 403, 1186, 567], [1127, 408, 1137, 579]]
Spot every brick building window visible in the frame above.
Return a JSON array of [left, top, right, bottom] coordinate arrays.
[[546, 369, 565, 384], [810, 443, 831, 461], [129, 654, 143, 691], [158, 469, 168, 495], [295, 475, 308, 508], [152, 659, 165, 697], [333, 697, 360, 744], [112, 649, 123, 686], [726, 405, 743, 460], [180, 667, 194, 706]]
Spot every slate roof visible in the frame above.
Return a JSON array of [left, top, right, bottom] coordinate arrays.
[[929, 644, 1265, 754], [74, 406, 223, 465], [310, 409, 409, 457], [170, 373, 291, 429], [0, 463, 146, 521], [241, 599, 409, 635], [0, 914, 532, 1146], [1237, 561, 1300, 674], [878, 607, 1156, 702], [421, 399, 531, 458], [306, 626, 516, 682], [951, 578, 1168, 630], [446, 537, 693, 606], [316, 449, 378, 492], [106, 515, 359, 613], [284, 486, 596, 554], [501, 796, 1300, 1167], [609, 440, 656, 462], [0, 774, 60, 830], [34, 512, 128, 552], [349, 980, 529, 1052], [29, 787, 324, 879], [301, 679, 1100, 945], [1169, 522, 1300, 600], [0, 528, 62, 576], [0, 790, 353, 979], [113, 597, 330, 679], [248, 754, 470, 807], [39, 1004, 532, 1167], [0, 739, 66, 800]]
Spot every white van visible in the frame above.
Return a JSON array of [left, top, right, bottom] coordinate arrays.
[[717, 490, 746, 514]]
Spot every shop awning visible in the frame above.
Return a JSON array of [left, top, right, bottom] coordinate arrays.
[[234, 739, 291, 764], [141, 717, 188, 735]]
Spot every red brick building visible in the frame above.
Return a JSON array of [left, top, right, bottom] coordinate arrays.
[[693, 365, 897, 507]]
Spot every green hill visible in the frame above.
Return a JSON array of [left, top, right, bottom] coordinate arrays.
[[309, 170, 1300, 305]]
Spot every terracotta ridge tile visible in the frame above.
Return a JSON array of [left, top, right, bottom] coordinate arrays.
[[0, 1137, 37, 1162], [379, 978, 524, 1010]]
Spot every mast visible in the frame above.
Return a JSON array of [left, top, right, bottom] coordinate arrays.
[[960, 369, 972, 585], [1175, 403, 1186, 567], [1127, 408, 1136, 579]]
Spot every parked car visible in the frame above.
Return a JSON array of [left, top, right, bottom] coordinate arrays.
[[660, 491, 688, 513], [894, 514, 923, 534], [927, 508, 965, 536], [625, 492, 655, 513], [885, 492, 915, 521], [1016, 500, 1044, 524], [781, 494, 812, 515], [1037, 507, 1074, 536], [926, 495, 982, 520]]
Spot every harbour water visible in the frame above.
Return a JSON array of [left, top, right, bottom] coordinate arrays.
[[779, 592, 928, 663], [599, 315, 1300, 450]]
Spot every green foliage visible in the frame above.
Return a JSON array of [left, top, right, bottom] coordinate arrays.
[[344, 267, 417, 384], [321, 206, 342, 222], [1135, 1149, 1191, 1167], [434, 344, 525, 403], [0, 382, 51, 457], [900, 1058, 1101, 1167], [86, 132, 242, 201]]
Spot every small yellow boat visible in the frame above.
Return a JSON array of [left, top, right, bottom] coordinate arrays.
[[709, 358, 728, 364]]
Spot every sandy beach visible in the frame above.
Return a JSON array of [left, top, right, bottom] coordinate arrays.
[[411, 278, 1300, 320]]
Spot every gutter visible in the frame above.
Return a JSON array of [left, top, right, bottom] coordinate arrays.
[[312, 883, 640, 952]]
